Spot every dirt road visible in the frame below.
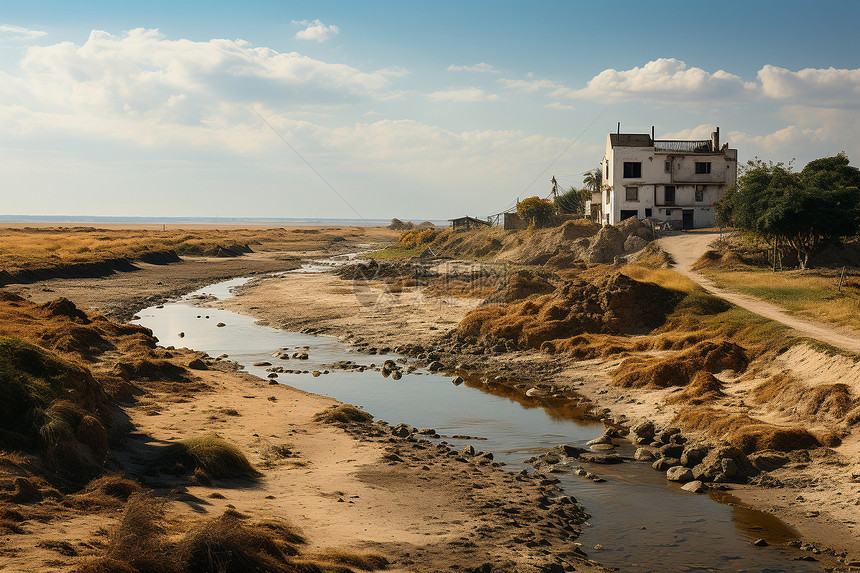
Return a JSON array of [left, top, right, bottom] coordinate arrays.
[[659, 231, 860, 354]]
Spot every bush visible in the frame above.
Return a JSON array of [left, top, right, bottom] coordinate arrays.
[[159, 435, 260, 479], [314, 405, 373, 424], [396, 229, 439, 249]]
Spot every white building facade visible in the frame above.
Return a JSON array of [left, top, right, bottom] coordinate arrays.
[[600, 128, 737, 229]]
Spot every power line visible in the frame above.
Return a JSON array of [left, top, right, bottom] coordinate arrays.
[[255, 110, 367, 223]]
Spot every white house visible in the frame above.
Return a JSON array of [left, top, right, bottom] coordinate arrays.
[[599, 127, 737, 229]]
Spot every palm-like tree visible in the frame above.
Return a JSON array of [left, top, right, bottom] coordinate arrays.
[[582, 167, 602, 194]]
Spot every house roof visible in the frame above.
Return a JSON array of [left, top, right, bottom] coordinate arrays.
[[448, 216, 490, 225], [609, 133, 653, 147]]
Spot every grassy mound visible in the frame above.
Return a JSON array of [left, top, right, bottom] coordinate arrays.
[[314, 405, 373, 424], [612, 340, 748, 389], [0, 337, 110, 475], [751, 373, 855, 423], [675, 407, 821, 453], [77, 493, 388, 573], [666, 371, 726, 405], [160, 435, 260, 479], [458, 272, 682, 349]]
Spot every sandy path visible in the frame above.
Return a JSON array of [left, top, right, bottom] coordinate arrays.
[[659, 231, 860, 354]]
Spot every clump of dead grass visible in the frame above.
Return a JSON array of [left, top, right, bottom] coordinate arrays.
[[666, 371, 726, 405], [76, 493, 387, 573], [159, 435, 260, 480], [314, 405, 373, 424], [675, 407, 820, 453], [750, 372, 855, 423], [612, 340, 748, 389]]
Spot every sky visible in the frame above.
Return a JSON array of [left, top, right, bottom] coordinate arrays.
[[1, 0, 859, 220]]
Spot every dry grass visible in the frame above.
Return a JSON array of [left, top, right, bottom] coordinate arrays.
[[0, 226, 397, 273], [700, 265, 860, 330], [77, 494, 387, 573], [619, 264, 699, 294], [612, 340, 748, 389], [750, 372, 855, 424], [666, 371, 726, 405], [159, 435, 261, 480], [314, 405, 373, 424], [675, 407, 821, 453]]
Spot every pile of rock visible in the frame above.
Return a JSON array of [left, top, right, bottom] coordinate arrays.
[[627, 420, 759, 491]]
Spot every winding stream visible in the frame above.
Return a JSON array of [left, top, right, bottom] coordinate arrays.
[[134, 264, 819, 573]]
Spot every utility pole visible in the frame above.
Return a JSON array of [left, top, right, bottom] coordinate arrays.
[[551, 176, 559, 201]]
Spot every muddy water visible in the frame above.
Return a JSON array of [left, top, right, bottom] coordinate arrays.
[[134, 274, 819, 573]]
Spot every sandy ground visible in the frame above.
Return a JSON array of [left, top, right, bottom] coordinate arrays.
[[0, 252, 601, 572], [225, 266, 860, 568], [659, 230, 860, 354]]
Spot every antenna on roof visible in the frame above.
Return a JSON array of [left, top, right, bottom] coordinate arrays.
[[617, 122, 621, 134], [651, 125, 655, 141]]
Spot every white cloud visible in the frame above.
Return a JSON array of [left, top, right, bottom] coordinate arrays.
[[544, 102, 574, 111], [758, 65, 860, 105], [426, 87, 499, 103], [292, 19, 339, 42], [0, 28, 399, 136], [0, 24, 47, 41], [564, 58, 753, 101], [447, 62, 499, 73], [499, 76, 563, 92]]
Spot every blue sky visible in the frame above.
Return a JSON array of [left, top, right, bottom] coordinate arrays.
[[1, 1, 859, 220]]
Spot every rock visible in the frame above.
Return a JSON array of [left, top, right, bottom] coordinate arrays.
[[721, 458, 738, 478], [578, 453, 622, 464], [525, 387, 541, 397], [655, 427, 681, 443], [630, 420, 656, 440], [188, 358, 208, 370], [427, 361, 443, 372], [749, 451, 790, 472], [634, 448, 655, 462], [312, 371, 321, 377], [452, 376, 464, 385], [752, 538, 768, 547], [478, 451, 494, 461], [659, 443, 684, 459], [253, 361, 272, 367], [693, 446, 758, 483], [666, 466, 694, 483], [652, 457, 680, 471], [586, 435, 612, 446], [462, 445, 475, 456], [392, 423, 413, 438], [681, 480, 708, 493], [680, 445, 709, 468], [216, 322, 226, 327], [557, 445, 588, 458], [590, 443, 616, 451], [391, 370, 402, 380]]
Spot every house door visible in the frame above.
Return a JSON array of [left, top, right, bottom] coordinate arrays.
[[682, 210, 694, 230]]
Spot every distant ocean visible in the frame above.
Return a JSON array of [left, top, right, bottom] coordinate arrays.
[[0, 215, 449, 227]]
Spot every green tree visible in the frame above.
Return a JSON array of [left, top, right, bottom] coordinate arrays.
[[582, 167, 602, 194], [716, 153, 860, 269], [517, 196, 556, 228], [555, 186, 590, 214]]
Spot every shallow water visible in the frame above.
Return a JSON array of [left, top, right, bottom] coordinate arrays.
[[134, 275, 819, 573]]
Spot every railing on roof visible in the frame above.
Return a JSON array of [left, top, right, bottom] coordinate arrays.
[[653, 139, 713, 153]]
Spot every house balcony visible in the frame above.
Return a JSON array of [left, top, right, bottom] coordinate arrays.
[[653, 140, 714, 154]]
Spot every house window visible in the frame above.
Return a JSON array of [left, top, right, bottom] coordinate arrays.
[[623, 162, 642, 178], [664, 185, 675, 205], [695, 185, 705, 202], [644, 208, 652, 218], [665, 209, 672, 216], [620, 210, 638, 221], [664, 161, 671, 172], [625, 186, 639, 201], [695, 162, 712, 174]]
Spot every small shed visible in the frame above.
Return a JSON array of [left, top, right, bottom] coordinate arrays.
[[449, 216, 491, 231]]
